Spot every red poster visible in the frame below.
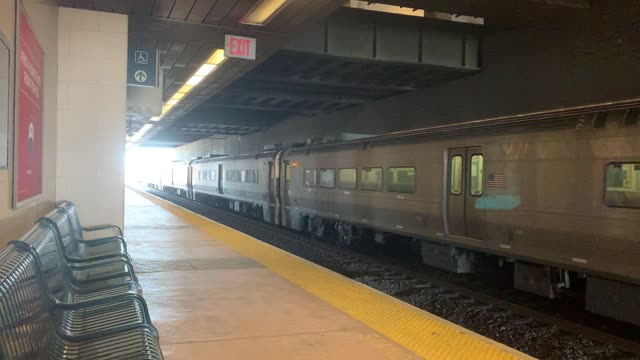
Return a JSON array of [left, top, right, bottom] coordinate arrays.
[[15, 8, 43, 205]]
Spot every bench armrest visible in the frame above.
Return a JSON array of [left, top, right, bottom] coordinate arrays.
[[76, 235, 128, 251], [68, 256, 133, 270], [83, 224, 123, 237]]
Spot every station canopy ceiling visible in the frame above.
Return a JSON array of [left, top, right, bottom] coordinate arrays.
[[59, 0, 591, 148]]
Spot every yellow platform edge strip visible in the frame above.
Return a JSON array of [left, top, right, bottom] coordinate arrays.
[[132, 187, 535, 360]]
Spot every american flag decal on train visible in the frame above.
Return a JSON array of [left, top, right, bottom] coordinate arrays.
[[488, 174, 505, 188]]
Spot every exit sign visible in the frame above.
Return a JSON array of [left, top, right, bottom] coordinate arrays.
[[224, 35, 256, 60]]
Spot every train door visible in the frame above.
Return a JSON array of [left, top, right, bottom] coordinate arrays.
[[217, 164, 224, 195], [282, 161, 291, 223], [187, 166, 194, 200], [447, 146, 484, 239], [268, 162, 276, 221]]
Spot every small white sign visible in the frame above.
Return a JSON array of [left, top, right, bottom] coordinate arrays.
[[224, 34, 256, 60]]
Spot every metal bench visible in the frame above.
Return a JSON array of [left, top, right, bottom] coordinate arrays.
[[58, 201, 125, 241], [16, 221, 142, 304], [44, 208, 131, 264], [0, 244, 163, 360], [19, 220, 138, 289]]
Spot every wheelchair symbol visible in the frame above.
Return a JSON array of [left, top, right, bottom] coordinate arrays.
[[135, 51, 148, 65]]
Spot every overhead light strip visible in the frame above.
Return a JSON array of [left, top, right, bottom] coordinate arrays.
[[240, 0, 289, 26], [127, 123, 154, 143], [160, 49, 227, 118]]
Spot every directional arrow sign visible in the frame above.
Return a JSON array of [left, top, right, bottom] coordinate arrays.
[[134, 70, 147, 83], [127, 48, 157, 87]]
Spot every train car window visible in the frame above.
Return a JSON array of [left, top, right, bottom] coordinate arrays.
[[470, 154, 484, 196], [450, 156, 463, 195], [241, 170, 247, 183], [337, 168, 357, 189], [319, 169, 335, 188], [304, 169, 317, 187], [388, 167, 415, 193], [361, 167, 383, 191], [254, 170, 259, 184], [605, 163, 640, 208], [211, 170, 216, 182]]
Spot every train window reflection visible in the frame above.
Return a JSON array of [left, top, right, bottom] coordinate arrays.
[[470, 154, 483, 196], [361, 167, 383, 191], [450, 156, 463, 195], [319, 169, 335, 188], [337, 168, 357, 189], [605, 163, 640, 208], [304, 169, 317, 187], [388, 167, 415, 193]]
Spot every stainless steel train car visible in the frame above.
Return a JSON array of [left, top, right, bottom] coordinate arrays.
[[152, 100, 640, 325]]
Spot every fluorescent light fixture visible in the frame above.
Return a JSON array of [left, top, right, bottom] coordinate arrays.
[[206, 49, 226, 65], [342, 0, 484, 24], [157, 49, 227, 119], [170, 92, 185, 101], [178, 84, 193, 94], [186, 75, 204, 86], [150, 116, 160, 121], [195, 64, 216, 77], [240, 0, 288, 26], [127, 123, 153, 143], [343, 0, 424, 17]]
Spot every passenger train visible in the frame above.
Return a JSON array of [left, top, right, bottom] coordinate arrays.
[[149, 100, 640, 325]]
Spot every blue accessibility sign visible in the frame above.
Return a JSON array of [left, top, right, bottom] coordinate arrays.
[[127, 48, 158, 87]]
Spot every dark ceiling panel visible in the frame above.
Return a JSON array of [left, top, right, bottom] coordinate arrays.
[[169, 0, 197, 20], [131, 0, 155, 16], [141, 39, 159, 49], [221, 0, 257, 27], [203, 0, 240, 25], [156, 40, 174, 63], [152, 0, 176, 18], [185, 0, 218, 23], [160, 42, 187, 71]]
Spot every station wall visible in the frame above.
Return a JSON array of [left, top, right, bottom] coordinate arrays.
[[55, 8, 127, 231], [0, 0, 59, 242], [177, 0, 640, 158], [0, 3, 127, 243]]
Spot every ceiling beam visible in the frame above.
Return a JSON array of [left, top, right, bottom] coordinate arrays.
[[222, 88, 373, 104], [200, 101, 322, 115], [179, 108, 283, 128], [245, 74, 417, 92]]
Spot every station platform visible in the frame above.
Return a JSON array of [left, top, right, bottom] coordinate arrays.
[[125, 187, 533, 360]]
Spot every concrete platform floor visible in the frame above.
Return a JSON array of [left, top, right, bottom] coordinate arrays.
[[125, 188, 423, 360]]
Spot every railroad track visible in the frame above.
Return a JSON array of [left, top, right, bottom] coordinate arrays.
[[146, 188, 640, 360]]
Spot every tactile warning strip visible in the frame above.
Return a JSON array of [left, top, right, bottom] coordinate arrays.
[[133, 187, 534, 360]]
